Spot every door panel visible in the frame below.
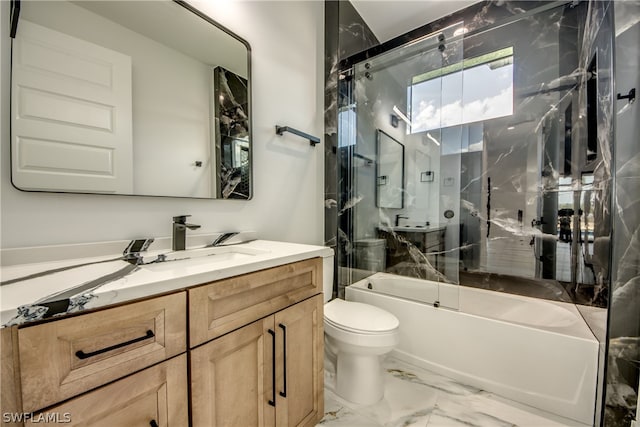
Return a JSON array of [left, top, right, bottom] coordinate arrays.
[[190, 317, 275, 427], [11, 20, 133, 193]]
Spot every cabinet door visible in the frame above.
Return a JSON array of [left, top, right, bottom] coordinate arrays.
[[25, 354, 188, 427], [274, 295, 323, 427], [191, 318, 276, 427]]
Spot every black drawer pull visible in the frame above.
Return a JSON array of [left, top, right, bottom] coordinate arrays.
[[150, 420, 159, 427], [75, 329, 155, 360], [268, 329, 276, 407], [278, 323, 287, 398]]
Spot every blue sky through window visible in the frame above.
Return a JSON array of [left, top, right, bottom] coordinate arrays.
[[409, 49, 514, 133]]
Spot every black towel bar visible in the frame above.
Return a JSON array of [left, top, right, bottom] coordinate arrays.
[[275, 125, 320, 146]]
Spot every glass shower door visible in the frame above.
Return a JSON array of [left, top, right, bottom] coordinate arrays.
[[344, 22, 465, 310]]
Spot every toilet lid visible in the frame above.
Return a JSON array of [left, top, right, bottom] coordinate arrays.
[[324, 299, 399, 333]]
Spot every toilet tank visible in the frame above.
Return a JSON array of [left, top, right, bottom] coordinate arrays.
[[323, 254, 335, 303]]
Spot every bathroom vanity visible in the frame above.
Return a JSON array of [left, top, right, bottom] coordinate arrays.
[[377, 226, 446, 278], [0, 238, 330, 427]]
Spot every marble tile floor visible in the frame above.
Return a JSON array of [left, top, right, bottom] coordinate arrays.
[[318, 357, 590, 427]]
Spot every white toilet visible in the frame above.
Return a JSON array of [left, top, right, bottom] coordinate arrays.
[[322, 255, 400, 405]]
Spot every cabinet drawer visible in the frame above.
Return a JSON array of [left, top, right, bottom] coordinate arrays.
[[189, 258, 322, 347], [25, 354, 188, 427], [18, 292, 186, 412]]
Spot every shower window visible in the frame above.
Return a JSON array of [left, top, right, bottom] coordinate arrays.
[[408, 47, 514, 133]]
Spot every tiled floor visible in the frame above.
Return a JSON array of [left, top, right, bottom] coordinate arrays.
[[318, 357, 589, 427]]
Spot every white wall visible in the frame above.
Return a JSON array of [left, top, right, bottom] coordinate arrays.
[[0, 0, 325, 248]]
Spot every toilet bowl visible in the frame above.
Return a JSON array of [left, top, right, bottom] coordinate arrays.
[[324, 299, 399, 404], [322, 254, 400, 405]]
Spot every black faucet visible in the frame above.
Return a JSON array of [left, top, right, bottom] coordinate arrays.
[[395, 214, 409, 227], [172, 215, 201, 251]]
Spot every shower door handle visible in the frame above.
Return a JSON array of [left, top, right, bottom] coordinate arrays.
[[268, 329, 276, 407], [278, 323, 287, 398]]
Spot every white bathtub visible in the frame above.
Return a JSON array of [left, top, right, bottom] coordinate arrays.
[[346, 273, 599, 425]]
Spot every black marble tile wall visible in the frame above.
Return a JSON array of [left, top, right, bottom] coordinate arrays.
[[324, 0, 379, 295], [214, 66, 250, 199], [605, 2, 640, 425]]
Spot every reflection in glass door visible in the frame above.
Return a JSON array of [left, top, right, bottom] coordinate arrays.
[[345, 22, 465, 310]]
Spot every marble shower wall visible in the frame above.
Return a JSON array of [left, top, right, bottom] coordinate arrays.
[[324, 0, 379, 293], [606, 2, 640, 425]]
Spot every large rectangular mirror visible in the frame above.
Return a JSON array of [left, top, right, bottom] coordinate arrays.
[[10, 0, 251, 199], [376, 130, 404, 209]]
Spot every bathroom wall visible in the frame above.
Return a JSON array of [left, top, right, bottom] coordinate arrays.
[[0, 0, 325, 249], [605, 2, 640, 425], [324, 1, 379, 252], [324, 0, 379, 284]]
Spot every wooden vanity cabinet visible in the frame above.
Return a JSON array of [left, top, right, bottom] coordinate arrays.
[[191, 295, 323, 427], [189, 258, 324, 427]]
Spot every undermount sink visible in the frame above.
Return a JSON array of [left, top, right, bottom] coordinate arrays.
[[141, 245, 268, 271], [165, 245, 266, 261]]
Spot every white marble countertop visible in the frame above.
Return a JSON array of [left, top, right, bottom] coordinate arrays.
[[0, 236, 333, 326]]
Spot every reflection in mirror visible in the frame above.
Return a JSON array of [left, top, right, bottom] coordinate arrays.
[[10, 0, 251, 199], [214, 67, 250, 199], [376, 130, 404, 209]]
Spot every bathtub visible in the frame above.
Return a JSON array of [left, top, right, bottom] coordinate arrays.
[[346, 273, 599, 425]]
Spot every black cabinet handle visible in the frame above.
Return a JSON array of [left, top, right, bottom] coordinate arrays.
[[278, 323, 287, 398], [75, 330, 155, 360], [150, 421, 158, 427], [268, 329, 276, 407]]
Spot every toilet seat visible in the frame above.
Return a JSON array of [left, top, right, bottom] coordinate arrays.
[[324, 299, 399, 334]]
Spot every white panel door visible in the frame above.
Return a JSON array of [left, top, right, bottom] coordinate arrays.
[[11, 20, 133, 193]]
